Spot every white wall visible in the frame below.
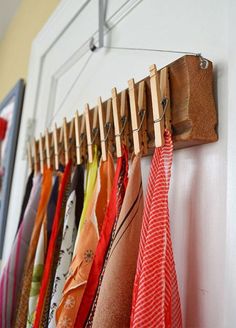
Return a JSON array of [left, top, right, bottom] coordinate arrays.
[[224, 0, 236, 325], [3, 0, 233, 327]]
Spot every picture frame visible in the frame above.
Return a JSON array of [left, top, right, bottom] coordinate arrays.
[[0, 80, 25, 257]]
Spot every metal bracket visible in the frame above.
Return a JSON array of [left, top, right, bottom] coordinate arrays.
[[90, 0, 106, 51], [99, 0, 105, 48]]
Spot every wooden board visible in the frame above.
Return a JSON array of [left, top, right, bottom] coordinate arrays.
[[35, 55, 218, 162]]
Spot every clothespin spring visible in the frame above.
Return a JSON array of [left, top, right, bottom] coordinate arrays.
[[153, 97, 169, 123], [114, 116, 127, 137], [132, 110, 146, 132], [87, 127, 99, 146], [100, 122, 112, 143]]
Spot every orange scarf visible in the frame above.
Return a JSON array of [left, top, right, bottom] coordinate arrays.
[[14, 168, 53, 327]]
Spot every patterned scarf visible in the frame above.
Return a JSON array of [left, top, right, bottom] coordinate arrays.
[[91, 154, 144, 328], [56, 151, 115, 328], [48, 165, 84, 328], [0, 173, 41, 328], [130, 130, 182, 328], [75, 146, 128, 328], [14, 168, 53, 328], [26, 176, 59, 327], [33, 161, 72, 328]]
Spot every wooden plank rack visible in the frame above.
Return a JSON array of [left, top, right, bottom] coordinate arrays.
[[31, 55, 218, 169]]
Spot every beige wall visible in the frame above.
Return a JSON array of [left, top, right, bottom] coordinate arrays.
[[0, 0, 59, 100]]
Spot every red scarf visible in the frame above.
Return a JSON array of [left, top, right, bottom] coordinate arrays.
[[131, 130, 182, 328], [75, 147, 128, 327]]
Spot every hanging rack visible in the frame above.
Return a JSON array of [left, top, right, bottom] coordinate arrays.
[[29, 55, 217, 167]]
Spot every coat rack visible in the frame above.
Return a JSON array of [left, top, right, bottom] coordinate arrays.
[[29, 55, 218, 171]]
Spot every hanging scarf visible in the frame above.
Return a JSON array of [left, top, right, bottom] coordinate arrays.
[[76, 150, 98, 234], [14, 168, 53, 328], [75, 146, 128, 328], [91, 154, 144, 328], [0, 173, 41, 328], [48, 165, 84, 328], [56, 151, 114, 328], [130, 130, 182, 328], [33, 161, 72, 328], [15, 170, 34, 235], [26, 176, 59, 327]]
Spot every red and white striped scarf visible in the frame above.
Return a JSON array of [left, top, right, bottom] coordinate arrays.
[[131, 130, 182, 328]]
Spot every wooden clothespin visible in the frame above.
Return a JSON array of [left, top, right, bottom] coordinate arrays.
[[59, 125, 64, 165], [27, 141, 33, 171], [128, 79, 141, 155], [53, 123, 59, 170], [112, 87, 122, 158], [149, 64, 165, 147], [63, 118, 69, 164], [39, 133, 44, 174], [98, 97, 107, 161], [138, 80, 148, 154], [92, 105, 99, 147], [120, 90, 129, 148], [75, 111, 83, 165], [32, 138, 39, 173], [69, 119, 75, 164], [160, 67, 171, 131], [85, 104, 93, 163], [75, 111, 86, 165], [105, 98, 113, 153], [45, 129, 51, 169]]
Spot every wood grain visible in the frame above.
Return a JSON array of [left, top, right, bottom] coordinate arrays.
[[34, 55, 218, 162]]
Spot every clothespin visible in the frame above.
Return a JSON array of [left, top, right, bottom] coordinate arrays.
[[120, 90, 129, 148], [160, 67, 171, 131], [59, 125, 64, 165], [149, 64, 165, 147], [53, 123, 59, 170], [39, 133, 44, 174], [111, 87, 122, 158], [45, 129, 51, 169], [105, 98, 113, 153], [138, 80, 148, 154], [69, 119, 75, 164], [27, 141, 33, 171], [85, 104, 93, 163], [92, 105, 99, 147], [98, 97, 106, 161], [32, 138, 39, 173], [63, 118, 69, 164], [74, 111, 85, 165], [128, 79, 141, 155]]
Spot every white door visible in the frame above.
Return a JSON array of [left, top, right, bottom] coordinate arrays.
[[3, 0, 235, 326]]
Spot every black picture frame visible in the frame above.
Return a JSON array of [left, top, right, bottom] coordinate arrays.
[[0, 80, 25, 257]]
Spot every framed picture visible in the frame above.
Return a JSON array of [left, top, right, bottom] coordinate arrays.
[[0, 80, 25, 257]]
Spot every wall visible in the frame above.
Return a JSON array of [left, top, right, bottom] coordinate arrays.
[[224, 0, 236, 325], [0, 0, 60, 101], [2, 0, 233, 326]]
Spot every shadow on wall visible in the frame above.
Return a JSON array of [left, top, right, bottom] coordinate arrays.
[[169, 145, 214, 327], [185, 149, 203, 327]]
